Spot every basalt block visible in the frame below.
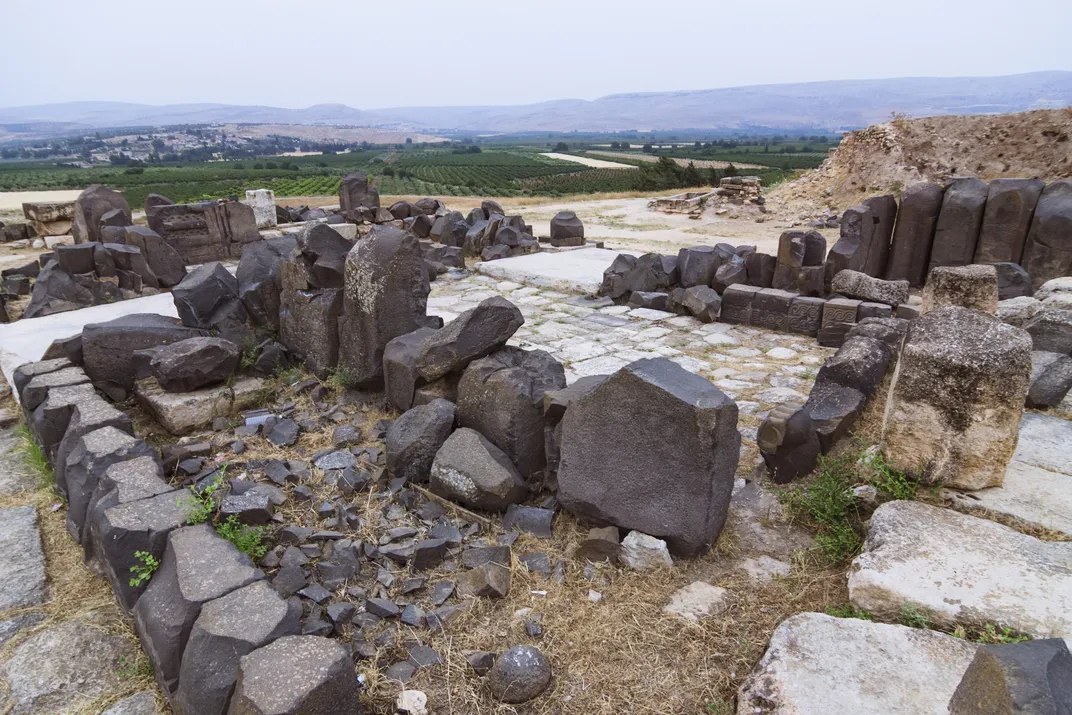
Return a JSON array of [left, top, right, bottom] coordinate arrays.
[[929, 177, 988, 271], [1021, 179, 1072, 289], [557, 358, 739, 557], [133, 524, 261, 696], [886, 182, 944, 286]]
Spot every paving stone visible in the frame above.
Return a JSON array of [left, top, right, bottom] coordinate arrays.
[[0, 616, 137, 714], [849, 501, 1072, 638], [0, 506, 46, 610], [737, 612, 978, 715]]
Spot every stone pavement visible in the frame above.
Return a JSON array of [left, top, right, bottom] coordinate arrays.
[[473, 247, 640, 294], [428, 272, 832, 474]]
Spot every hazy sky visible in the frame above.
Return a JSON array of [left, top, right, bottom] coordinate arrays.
[[2, 0, 1070, 109]]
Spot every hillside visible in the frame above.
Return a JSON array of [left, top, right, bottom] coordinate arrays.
[[1, 72, 1070, 135], [767, 107, 1072, 214]]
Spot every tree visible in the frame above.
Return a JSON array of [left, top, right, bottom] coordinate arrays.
[[554, 141, 569, 152], [724, 163, 739, 177], [683, 161, 702, 187], [641, 143, 653, 153], [405, 137, 412, 144]]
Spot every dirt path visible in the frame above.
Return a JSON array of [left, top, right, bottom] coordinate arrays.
[[584, 150, 768, 170], [539, 153, 638, 169]]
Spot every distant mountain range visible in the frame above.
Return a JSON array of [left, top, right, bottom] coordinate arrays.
[[2, 72, 1070, 135]]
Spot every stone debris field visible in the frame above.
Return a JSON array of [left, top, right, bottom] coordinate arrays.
[[0, 172, 1070, 715]]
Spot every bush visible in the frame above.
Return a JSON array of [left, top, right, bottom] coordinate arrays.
[[128, 551, 159, 587]]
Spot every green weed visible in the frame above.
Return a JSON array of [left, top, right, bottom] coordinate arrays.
[[707, 698, 734, 714], [15, 424, 54, 488], [178, 469, 226, 525], [957, 623, 1032, 644], [824, 603, 873, 620], [861, 450, 917, 500], [899, 602, 932, 629], [115, 653, 153, 680], [327, 365, 359, 390], [215, 514, 269, 561], [128, 551, 160, 587], [782, 452, 862, 563]]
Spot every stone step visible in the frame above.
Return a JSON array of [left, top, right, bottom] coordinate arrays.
[[849, 500, 1072, 639]]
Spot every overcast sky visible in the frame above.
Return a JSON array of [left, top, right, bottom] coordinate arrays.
[[2, 0, 1070, 109]]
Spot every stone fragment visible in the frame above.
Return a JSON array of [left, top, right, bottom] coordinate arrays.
[[830, 269, 909, 307], [457, 347, 565, 478], [82, 313, 206, 391], [456, 562, 511, 598], [502, 504, 554, 538], [619, 530, 673, 569], [849, 501, 1072, 638], [149, 337, 239, 392], [682, 285, 721, 322], [574, 526, 620, 564], [174, 580, 301, 715], [920, 264, 999, 315], [416, 296, 524, 383], [821, 297, 860, 327], [860, 194, 897, 277], [1027, 353, 1072, 408], [677, 246, 722, 288], [338, 225, 430, 387], [882, 307, 1031, 490], [1020, 180, 1072, 289], [236, 236, 296, 330], [172, 262, 253, 346], [947, 639, 1072, 715], [558, 358, 739, 557], [487, 645, 552, 704], [628, 291, 671, 311], [997, 296, 1044, 328], [929, 177, 989, 270], [713, 255, 748, 292], [745, 251, 777, 289], [73, 184, 131, 243], [382, 327, 436, 412], [429, 428, 526, 511], [101, 691, 158, 715], [339, 171, 378, 220], [600, 254, 637, 299], [719, 284, 761, 324], [278, 258, 342, 378], [133, 524, 261, 694], [1024, 308, 1072, 354], [737, 612, 977, 715], [991, 261, 1033, 301], [386, 398, 455, 483], [662, 581, 729, 621], [825, 204, 873, 286], [228, 636, 360, 714], [123, 225, 188, 288], [759, 403, 820, 483], [626, 253, 678, 293]]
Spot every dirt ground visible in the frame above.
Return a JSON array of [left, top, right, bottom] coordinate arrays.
[[767, 107, 1072, 213]]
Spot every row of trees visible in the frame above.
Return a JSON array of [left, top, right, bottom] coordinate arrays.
[[630, 156, 738, 191]]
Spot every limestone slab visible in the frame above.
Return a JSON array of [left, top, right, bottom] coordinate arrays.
[[475, 248, 641, 294], [737, 612, 977, 715], [849, 501, 1072, 638]]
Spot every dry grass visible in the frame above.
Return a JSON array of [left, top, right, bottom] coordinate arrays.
[[190, 372, 850, 714]]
